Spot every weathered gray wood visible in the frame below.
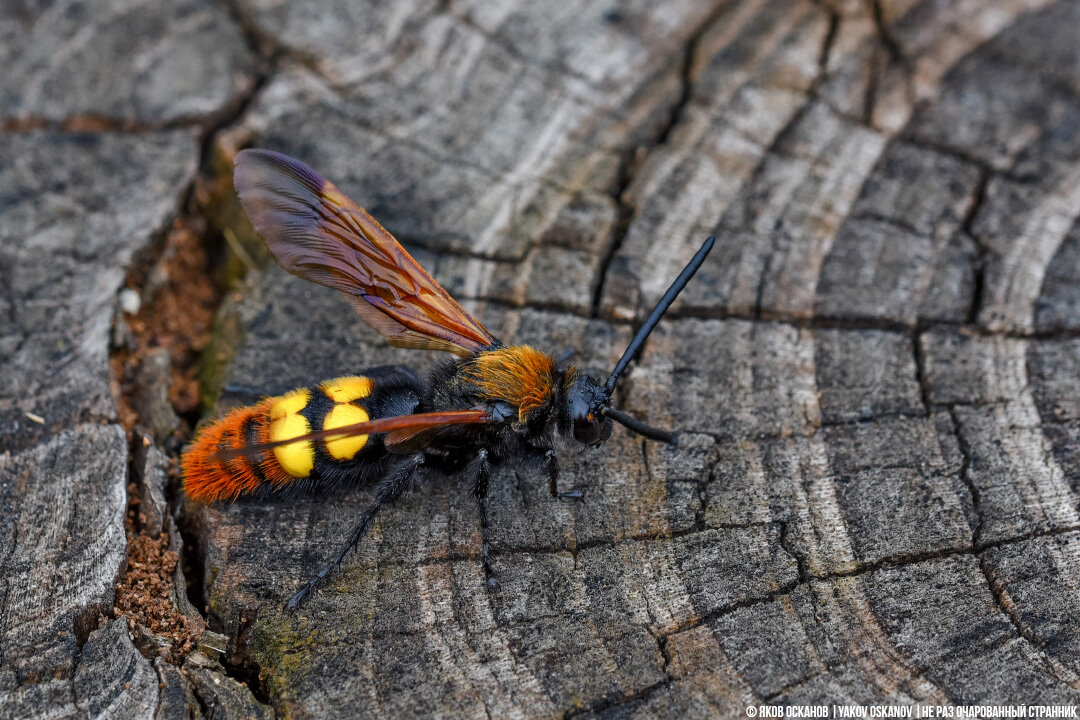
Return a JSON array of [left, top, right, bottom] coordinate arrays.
[[191, 0, 1080, 715], [0, 127, 201, 717], [0, 425, 128, 716], [6, 0, 1080, 718], [0, 1, 259, 717], [0, 0, 254, 125], [0, 131, 197, 450]]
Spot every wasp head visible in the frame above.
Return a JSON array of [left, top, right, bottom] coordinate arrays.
[[563, 372, 613, 447], [572, 235, 716, 447]]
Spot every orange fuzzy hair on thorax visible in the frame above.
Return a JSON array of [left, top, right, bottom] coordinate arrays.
[[461, 345, 556, 422]]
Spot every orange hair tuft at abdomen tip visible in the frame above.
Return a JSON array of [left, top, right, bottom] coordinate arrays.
[[182, 402, 272, 504]]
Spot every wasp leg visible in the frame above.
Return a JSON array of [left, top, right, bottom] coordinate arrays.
[[471, 449, 499, 590], [543, 449, 583, 501], [285, 454, 424, 611]]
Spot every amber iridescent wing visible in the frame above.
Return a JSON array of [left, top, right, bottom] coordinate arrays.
[[233, 149, 500, 356], [208, 410, 492, 462]]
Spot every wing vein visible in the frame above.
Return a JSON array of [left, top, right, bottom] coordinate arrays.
[[234, 149, 500, 356]]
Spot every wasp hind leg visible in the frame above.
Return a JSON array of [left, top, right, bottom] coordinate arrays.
[[471, 449, 499, 590], [285, 454, 425, 611]]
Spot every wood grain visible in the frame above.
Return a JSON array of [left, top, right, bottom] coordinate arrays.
[[4, 0, 1080, 718], [0, 2, 257, 716], [194, 0, 1080, 716]]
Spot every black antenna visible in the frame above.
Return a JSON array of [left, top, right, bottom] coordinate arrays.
[[604, 407, 677, 445], [605, 235, 715, 393]]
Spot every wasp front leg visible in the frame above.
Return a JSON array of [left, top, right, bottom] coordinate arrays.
[[471, 449, 499, 590], [542, 449, 583, 501]]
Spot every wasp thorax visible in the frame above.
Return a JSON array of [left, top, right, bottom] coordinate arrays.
[[461, 346, 556, 423]]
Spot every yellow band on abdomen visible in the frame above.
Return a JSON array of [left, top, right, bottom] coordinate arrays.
[[323, 403, 370, 460], [321, 376, 373, 403], [268, 389, 314, 477]]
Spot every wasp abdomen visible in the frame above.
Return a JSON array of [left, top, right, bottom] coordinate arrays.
[[183, 372, 417, 503]]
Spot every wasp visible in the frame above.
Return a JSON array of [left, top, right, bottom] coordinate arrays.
[[182, 149, 714, 609]]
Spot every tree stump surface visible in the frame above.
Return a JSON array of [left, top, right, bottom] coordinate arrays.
[[4, 1, 1080, 718]]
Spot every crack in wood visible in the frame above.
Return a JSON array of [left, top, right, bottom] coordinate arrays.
[[868, 0, 906, 64], [23, 1, 1076, 713], [220, 0, 339, 93], [943, 405, 1080, 686], [663, 579, 803, 643], [963, 169, 992, 326], [977, 523, 1080, 553], [590, 0, 730, 321], [817, 5, 841, 70], [948, 408, 984, 548], [1, 115, 208, 135], [85, 6, 277, 709], [779, 520, 810, 585], [912, 325, 933, 416], [445, 8, 598, 89], [898, 133, 1046, 185], [651, 518, 1080, 674], [563, 675, 673, 719]]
